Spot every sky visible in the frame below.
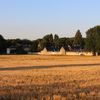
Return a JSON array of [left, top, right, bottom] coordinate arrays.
[[0, 0, 100, 40]]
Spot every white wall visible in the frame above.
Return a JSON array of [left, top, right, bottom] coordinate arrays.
[[38, 51, 93, 56]]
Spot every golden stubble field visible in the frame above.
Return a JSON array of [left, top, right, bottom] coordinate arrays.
[[0, 55, 100, 100]]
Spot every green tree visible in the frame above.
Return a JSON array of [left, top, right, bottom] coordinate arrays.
[[86, 26, 100, 55], [54, 34, 59, 50], [73, 30, 84, 49], [42, 34, 53, 49], [37, 39, 44, 52], [58, 38, 70, 51], [0, 34, 7, 54], [30, 40, 38, 52]]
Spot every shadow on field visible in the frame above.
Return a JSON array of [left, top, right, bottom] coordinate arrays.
[[0, 63, 100, 71], [0, 82, 100, 100]]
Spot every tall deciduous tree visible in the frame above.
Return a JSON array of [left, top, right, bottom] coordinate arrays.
[[0, 34, 7, 54], [73, 30, 84, 50], [42, 34, 53, 50], [54, 34, 59, 50], [86, 26, 100, 55]]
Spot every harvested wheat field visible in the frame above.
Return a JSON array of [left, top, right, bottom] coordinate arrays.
[[0, 55, 100, 100]]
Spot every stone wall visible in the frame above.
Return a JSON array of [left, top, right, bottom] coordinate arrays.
[[38, 47, 93, 56], [38, 51, 93, 56], [66, 52, 93, 56]]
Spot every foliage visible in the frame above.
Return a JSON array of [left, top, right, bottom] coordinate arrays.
[[73, 30, 84, 50], [0, 35, 7, 54], [85, 26, 100, 55], [42, 34, 53, 49], [54, 34, 59, 50], [1, 25, 100, 54]]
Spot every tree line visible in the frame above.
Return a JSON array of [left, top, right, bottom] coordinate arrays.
[[0, 25, 100, 55]]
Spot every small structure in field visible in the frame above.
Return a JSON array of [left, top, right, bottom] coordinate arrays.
[[60, 47, 66, 55], [40, 47, 48, 54], [7, 47, 16, 54], [7, 48, 10, 54]]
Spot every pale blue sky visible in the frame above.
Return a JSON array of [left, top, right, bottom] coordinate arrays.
[[0, 0, 100, 40]]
